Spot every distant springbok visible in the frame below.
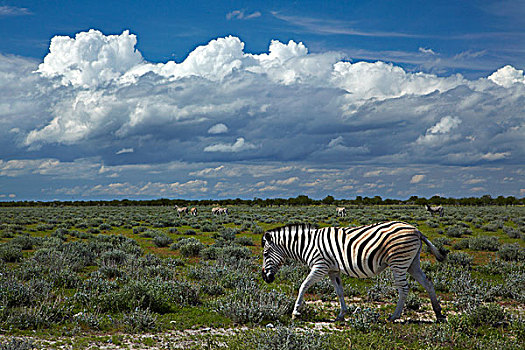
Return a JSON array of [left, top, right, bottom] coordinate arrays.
[[190, 207, 198, 216], [425, 204, 444, 217], [175, 205, 188, 217], [336, 207, 346, 217], [212, 207, 228, 215]]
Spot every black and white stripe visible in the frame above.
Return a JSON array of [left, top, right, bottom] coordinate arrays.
[[261, 221, 445, 322]]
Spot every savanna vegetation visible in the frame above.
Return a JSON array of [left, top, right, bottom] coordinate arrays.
[[0, 204, 524, 349]]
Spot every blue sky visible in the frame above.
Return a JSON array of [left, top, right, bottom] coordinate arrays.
[[0, 0, 524, 200]]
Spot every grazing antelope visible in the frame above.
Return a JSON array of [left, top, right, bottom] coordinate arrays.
[[261, 222, 446, 322], [175, 205, 188, 217], [336, 207, 346, 217], [425, 204, 444, 217], [212, 207, 228, 215], [190, 207, 198, 216]]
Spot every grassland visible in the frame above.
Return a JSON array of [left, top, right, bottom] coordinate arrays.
[[0, 205, 524, 349]]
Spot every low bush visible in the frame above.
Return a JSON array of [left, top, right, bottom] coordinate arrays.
[[445, 251, 473, 268], [122, 307, 158, 333], [0, 337, 35, 350], [0, 244, 23, 263], [225, 325, 331, 350], [445, 225, 471, 238], [451, 303, 507, 329], [346, 306, 381, 332], [171, 237, 205, 257], [503, 226, 521, 239], [214, 280, 294, 324], [366, 271, 397, 302], [468, 236, 500, 251], [153, 234, 173, 248], [234, 236, 254, 246], [9, 235, 37, 250], [497, 243, 525, 262]]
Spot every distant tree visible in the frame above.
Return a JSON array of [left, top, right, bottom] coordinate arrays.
[[322, 195, 335, 205]]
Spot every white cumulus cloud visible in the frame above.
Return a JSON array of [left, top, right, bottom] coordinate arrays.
[[208, 123, 228, 134], [488, 65, 525, 87], [204, 137, 257, 152]]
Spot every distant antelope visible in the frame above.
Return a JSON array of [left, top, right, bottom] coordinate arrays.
[[190, 207, 198, 216], [336, 207, 346, 217], [425, 204, 444, 217], [212, 207, 228, 215], [175, 205, 188, 217]]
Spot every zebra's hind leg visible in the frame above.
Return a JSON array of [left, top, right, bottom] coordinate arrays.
[[388, 267, 410, 322], [408, 257, 445, 322], [292, 266, 327, 320], [329, 271, 347, 321]]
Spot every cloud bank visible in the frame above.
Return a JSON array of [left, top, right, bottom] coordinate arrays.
[[0, 29, 523, 199]]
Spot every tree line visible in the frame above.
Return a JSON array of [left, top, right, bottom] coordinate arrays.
[[0, 194, 523, 207]]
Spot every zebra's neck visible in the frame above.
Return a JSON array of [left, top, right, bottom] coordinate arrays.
[[273, 224, 318, 266]]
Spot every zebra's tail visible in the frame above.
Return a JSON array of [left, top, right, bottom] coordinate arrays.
[[418, 231, 446, 262]]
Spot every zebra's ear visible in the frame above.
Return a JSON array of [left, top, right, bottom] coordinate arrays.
[[262, 232, 272, 247]]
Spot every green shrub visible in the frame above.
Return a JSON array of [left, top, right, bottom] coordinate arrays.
[[214, 280, 294, 324], [503, 226, 521, 239], [0, 277, 35, 307], [445, 225, 471, 238], [220, 246, 252, 261], [452, 303, 507, 329], [9, 235, 37, 250], [446, 251, 473, 268], [0, 337, 35, 350], [200, 246, 220, 260], [153, 234, 173, 248], [234, 236, 254, 246], [171, 237, 205, 257], [225, 325, 331, 350], [468, 236, 500, 251], [0, 244, 23, 263], [497, 243, 525, 261], [347, 306, 380, 332], [366, 271, 397, 302], [98, 223, 112, 231], [122, 307, 158, 333]]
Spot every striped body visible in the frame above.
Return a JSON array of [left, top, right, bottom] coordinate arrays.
[[262, 221, 445, 322], [317, 222, 421, 278]]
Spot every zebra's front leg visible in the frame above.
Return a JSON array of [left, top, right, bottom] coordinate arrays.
[[292, 267, 327, 320], [329, 271, 347, 321]]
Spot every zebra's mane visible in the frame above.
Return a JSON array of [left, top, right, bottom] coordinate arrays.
[[262, 223, 316, 247]]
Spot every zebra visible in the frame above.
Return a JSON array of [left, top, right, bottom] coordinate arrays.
[[336, 207, 346, 217], [425, 204, 444, 217], [175, 205, 188, 217], [261, 221, 446, 322], [190, 207, 198, 216]]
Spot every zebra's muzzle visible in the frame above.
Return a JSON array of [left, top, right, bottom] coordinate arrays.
[[261, 269, 275, 283]]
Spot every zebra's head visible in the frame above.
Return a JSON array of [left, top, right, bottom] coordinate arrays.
[[261, 231, 284, 284]]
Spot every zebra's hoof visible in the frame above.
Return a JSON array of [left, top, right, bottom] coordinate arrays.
[[291, 313, 300, 321], [387, 315, 399, 322]]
